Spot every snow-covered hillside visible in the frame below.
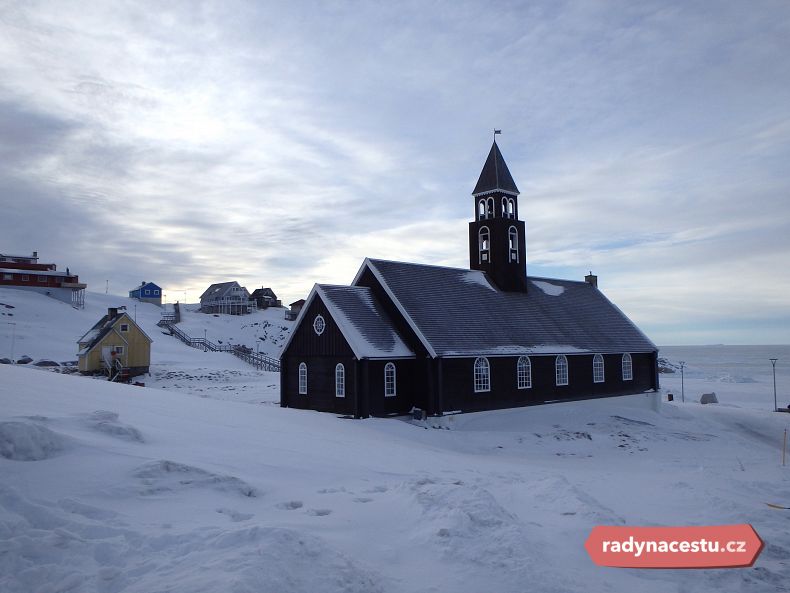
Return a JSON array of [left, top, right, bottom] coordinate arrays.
[[2, 287, 790, 592], [0, 288, 293, 403]]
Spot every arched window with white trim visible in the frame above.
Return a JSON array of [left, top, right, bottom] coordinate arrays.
[[555, 355, 568, 386], [478, 200, 486, 220], [486, 198, 494, 218], [384, 362, 396, 397], [622, 353, 633, 381], [593, 354, 605, 383], [508, 226, 518, 262], [517, 356, 531, 389], [502, 197, 508, 216], [298, 362, 308, 394], [474, 357, 490, 392], [479, 226, 490, 263], [508, 198, 515, 218], [335, 363, 345, 397]]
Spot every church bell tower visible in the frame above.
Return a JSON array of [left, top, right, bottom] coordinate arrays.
[[468, 138, 528, 292]]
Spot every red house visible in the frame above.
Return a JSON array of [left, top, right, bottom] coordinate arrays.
[[0, 251, 87, 308]]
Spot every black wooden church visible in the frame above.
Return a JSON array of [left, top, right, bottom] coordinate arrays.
[[280, 140, 659, 417]]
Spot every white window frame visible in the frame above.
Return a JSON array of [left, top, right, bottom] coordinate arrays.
[[298, 362, 308, 394], [154, 290, 160, 295], [3, 273, 13, 280], [478, 226, 490, 263], [508, 198, 515, 218], [622, 353, 633, 381], [502, 196, 508, 216], [145, 289, 151, 295], [335, 363, 345, 397], [486, 198, 494, 218], [313, 315, 325, 335], [38, 275, 47, 282], [474, 357, 490, 393], [114, 346, 124, 354], [21, 275, 29, 281], [508, 226, 519, 262], [593, 354, 605, 383], [120, 323, 129, 332], [517, 356, 531, 389], [555, 355, 569, 386], [384, 362, 396, 397], [478, 199, 486, 219]]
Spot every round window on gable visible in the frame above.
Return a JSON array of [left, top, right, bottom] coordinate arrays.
[[313, 315, 326, 335]]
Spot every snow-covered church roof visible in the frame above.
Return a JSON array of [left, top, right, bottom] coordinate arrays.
[[352, 259, 657, 358], [306, 285, 414, 360]]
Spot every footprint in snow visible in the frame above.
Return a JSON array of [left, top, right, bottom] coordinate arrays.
[[277, 500, 304, 510], [307, 508, 332, 516], [353, 497, 373, 503], [216, 508, 253, 522]]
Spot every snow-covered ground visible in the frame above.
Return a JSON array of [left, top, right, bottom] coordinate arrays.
[[0, 288, 288, 404], [660, 345, 790, 411], [2, 287, 790, 592]]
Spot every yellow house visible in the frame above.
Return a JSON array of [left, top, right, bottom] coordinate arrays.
[[77, 307, 152, 380]]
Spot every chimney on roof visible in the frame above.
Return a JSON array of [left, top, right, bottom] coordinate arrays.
[[108, 307, 118, 318], [585, 271, 598, 288], [32, 251, 38, 258]]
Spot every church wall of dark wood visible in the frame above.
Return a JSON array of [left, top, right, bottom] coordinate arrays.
[[282, 355, 357, 415], [364, 359, 420, 416], [439, 353, 658, 413], [281, 294, 356, 414], [283, 295, 354, 359]]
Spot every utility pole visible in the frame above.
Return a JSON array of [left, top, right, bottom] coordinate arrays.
[[679, 361, 686, 403], [770, 358, 778, 412]]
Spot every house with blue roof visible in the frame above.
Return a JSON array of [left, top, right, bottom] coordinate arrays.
[[280, 139, 659, 418], [129, 281, 162, 306]]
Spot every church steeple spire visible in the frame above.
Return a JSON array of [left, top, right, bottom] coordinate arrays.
[[468, 139, 528, 292], [472, 141, 520, 197]]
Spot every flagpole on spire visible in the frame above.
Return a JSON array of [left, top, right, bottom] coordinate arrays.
[[493, 129, 502, 143]]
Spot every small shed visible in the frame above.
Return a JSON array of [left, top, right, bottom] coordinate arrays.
[[77, 307, 152, 380], [250, 287, 281, 309], [285, 299, 305, 320], [129, 281, 162, 306]]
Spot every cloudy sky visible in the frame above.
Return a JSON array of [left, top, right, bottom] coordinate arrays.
[[1, 1, 789, 345]]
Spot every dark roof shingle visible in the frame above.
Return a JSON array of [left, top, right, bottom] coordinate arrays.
[[360, 259, 655, 357], [317, 285, 414, 359]]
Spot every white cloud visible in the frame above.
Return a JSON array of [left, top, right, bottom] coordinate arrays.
[[1, 0, 789, 343]]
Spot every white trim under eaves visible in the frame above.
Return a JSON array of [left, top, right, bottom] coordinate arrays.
[[352, 258, 438, 358], [471, 188, 519, 198]]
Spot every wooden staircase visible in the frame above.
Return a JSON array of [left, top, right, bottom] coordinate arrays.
[[157, 305, 280, 372]]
